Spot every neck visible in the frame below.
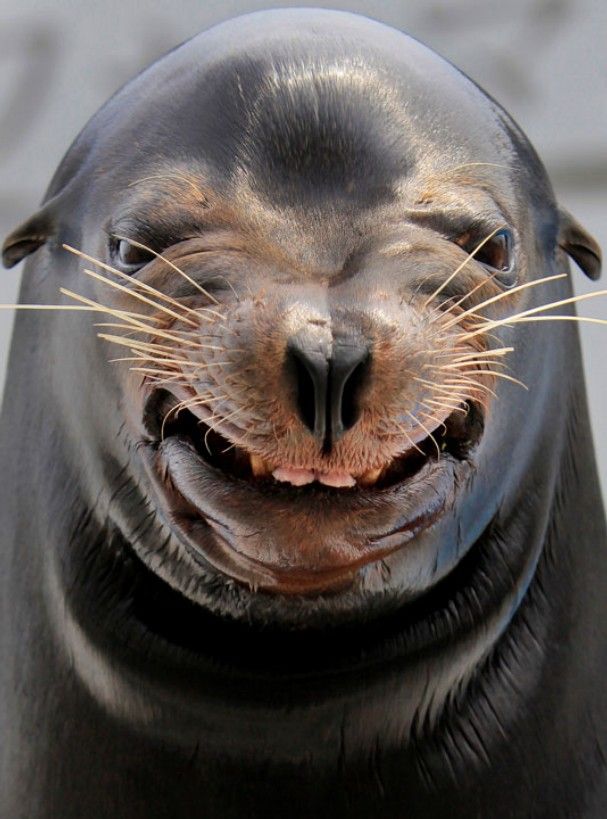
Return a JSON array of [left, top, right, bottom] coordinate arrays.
[[2, 322, 606, 818]]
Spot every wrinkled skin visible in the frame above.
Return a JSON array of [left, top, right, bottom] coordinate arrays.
[[1, 9, 606, 819]]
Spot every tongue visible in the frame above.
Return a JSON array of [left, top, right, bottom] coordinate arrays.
[[272, 467, 356, 488]]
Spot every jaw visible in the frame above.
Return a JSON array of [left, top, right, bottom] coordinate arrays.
[[137, 388, 484, 596]]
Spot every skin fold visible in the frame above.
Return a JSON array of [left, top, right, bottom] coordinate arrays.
[[0, 9, 605, 818]]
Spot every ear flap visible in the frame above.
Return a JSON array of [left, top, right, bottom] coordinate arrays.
[[2, 206, 55, 269], [558, 206, 602, 280]]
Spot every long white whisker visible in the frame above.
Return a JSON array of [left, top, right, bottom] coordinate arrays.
[[431, 359, 508, 371], [440, 378, 498, 398], [62, 244, 208, 323], [161, 395, 222, 439], [394, 422, 426, 456], [81, 266, 200, 328], [457, 291, 607, 341], [113, 234, 222, 309], [406, 411, 441, 459], [423, 228, 500, 308], [448, 347, 514, 362], [441, 273, 568, 330], [439, 270, 500, 317]]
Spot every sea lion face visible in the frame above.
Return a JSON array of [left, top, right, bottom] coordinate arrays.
[[3, 10, 600, 626]]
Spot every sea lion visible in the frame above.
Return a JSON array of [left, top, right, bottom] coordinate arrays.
[[1, 8, 605, 818]]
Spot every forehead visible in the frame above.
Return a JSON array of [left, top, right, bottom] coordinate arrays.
[[81, 11, 515, 206], [65, 9, 555, 270]]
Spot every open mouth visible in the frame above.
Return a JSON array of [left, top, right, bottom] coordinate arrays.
[[138, 389, 484, 595], [144, 389, 484, 493]]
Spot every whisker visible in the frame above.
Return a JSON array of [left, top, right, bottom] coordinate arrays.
[[148, 323, 232, 347], [120, 356, 229, 369], [80, 265, 201, 328], [169, 394, 220, 414], [419, 413, 449, 433], [417, 346, 471, 357], [96, 334, 189, 357], [63, 244, 208, 324], [201, 274, 240, 302], [442, 161, 509, 173], [394, 422, 426, 456], [93, 323, 156, 336], [130, 367, 197, 379], [438, 271, 500, 317], [90, 317, 208, 347], [432, 368, 528, 390], [502, 316, 607, 327], [0, 304, 99, 312], [58, 287, 160, 325], [406, 411, 441, 459], [448, 347, 514, 361], [477, 371, 528, 389], [109, 356, 184, 365], [121, 354, 186, 368], [113, 234, 222, 309], [0, 302, 151, 321], [423, 228, 501, 308], [432, 360, 508, 371], [425, 397, 466, 411], [417, 403, 448, 433], [127, 173, 206, 199], [425, 400, 468, 416], [457, 290, 607, 341], [94, 322, 222, 349], [441, 377, 498, 398], [414, 376, 475, 396], [161, 395, 222, 439], [441, 273, 568, 330], [203, 405, 253, 454], [142, 373, 186, 385]]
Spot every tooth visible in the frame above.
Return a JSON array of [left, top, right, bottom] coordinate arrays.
[[250, 454, 270, 477], [272, 467, 315, 486], [316, 471, 356, 488], [357, 467, 383, 487]]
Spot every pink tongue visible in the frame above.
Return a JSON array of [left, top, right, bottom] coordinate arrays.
[[272, 467, 356, 488]]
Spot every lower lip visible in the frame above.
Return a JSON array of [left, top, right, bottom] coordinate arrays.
[[139, 435, 462, 595]]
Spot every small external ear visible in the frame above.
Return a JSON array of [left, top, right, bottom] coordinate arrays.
[[2, 207, 54, 269], [558, 206, 602, 280]]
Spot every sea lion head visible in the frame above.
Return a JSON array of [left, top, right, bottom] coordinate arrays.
[[3, 9, 600, 629]]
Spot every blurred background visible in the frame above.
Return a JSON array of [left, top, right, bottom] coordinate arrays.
[[0, 0, 605, 494]]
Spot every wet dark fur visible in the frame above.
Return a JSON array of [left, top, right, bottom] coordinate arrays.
[[1, 9, 605, 818]]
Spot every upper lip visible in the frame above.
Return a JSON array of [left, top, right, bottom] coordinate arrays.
[[137, 388, 483, 594]]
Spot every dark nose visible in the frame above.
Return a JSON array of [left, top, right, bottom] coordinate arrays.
[[288, 335, 370, 451]]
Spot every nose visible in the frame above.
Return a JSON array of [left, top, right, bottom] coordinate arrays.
[[288, 335, 370, 451]]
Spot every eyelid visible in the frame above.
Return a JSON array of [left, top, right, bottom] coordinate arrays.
[[408, 200, 511, 237], [492, 229, 513, 271], [450, 224, 515, 283], [108, 235, 155, 273]]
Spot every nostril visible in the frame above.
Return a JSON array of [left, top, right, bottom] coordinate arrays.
[[330, 346, 370, 442], [340, 357, 368, 431], [287, 340, 330, 442], [293, 352, 317, 433], [287, 334, 369, 449]]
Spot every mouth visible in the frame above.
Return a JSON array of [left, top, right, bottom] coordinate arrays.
[[139, 389, 484, 595], [145, 390, 483, 490]]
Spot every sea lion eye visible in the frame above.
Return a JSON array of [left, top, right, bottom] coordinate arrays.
[[473, 229, 515, 286], [112, 238, 155, 273]]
